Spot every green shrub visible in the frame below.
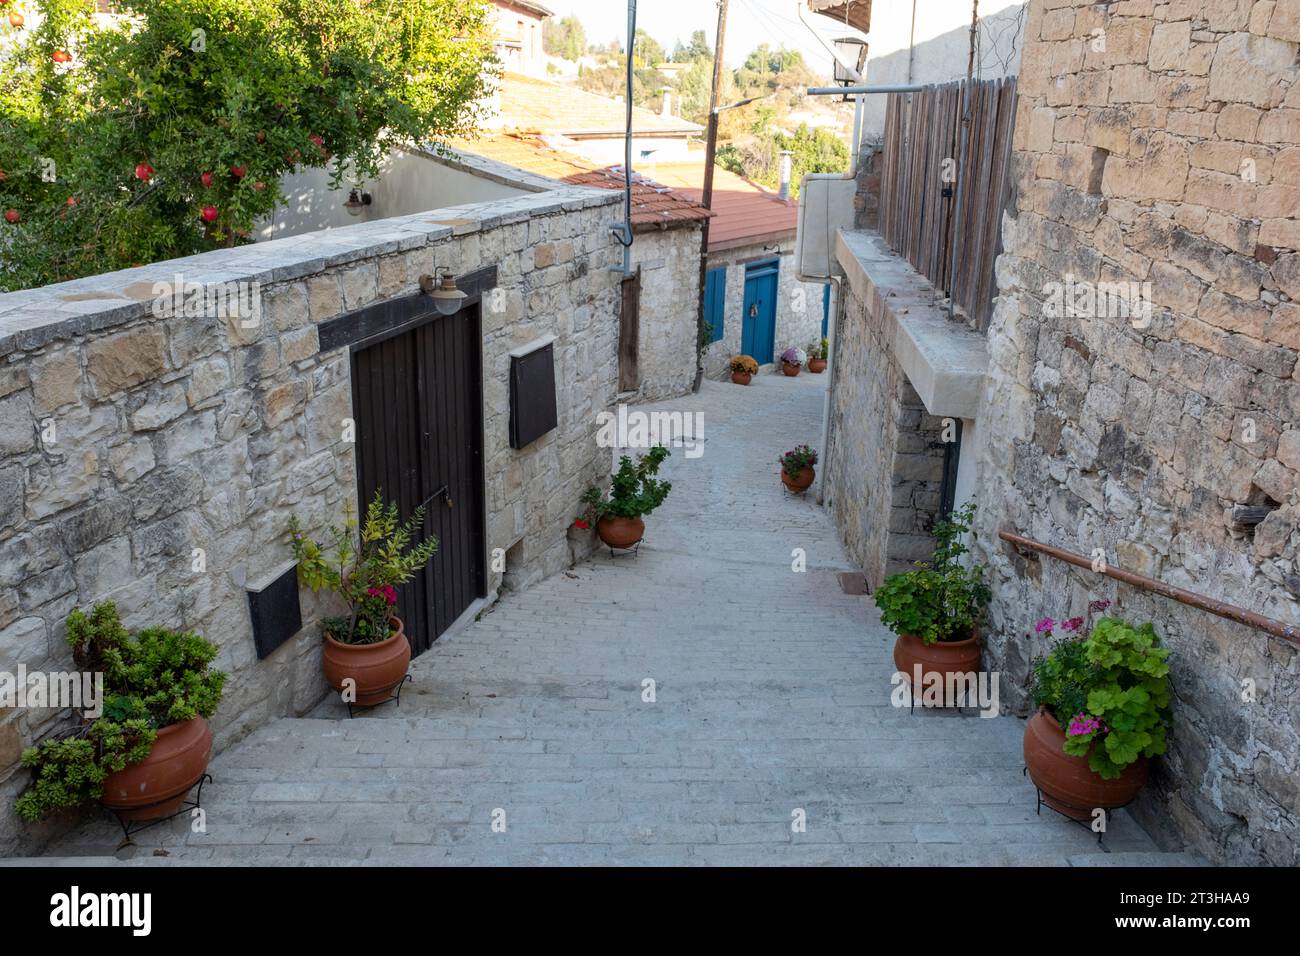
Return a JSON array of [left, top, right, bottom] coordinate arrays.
[[873, 502, 991, 644], [15, 602, 226, 822], [289, 493, 439, 645], [580, 446, 672, 521], [1031, 617, 1171, 780]]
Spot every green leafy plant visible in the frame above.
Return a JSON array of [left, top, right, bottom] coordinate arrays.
[[1031, 617, 1171, 780], [873, 502, 991, 644], [778, 444, 817, 477], [579, 446, 672, 521], [15, 602, 226, 822], [807, 336, 829, 361], [289, 492, 439, 645], [0, 0, 495, 290]]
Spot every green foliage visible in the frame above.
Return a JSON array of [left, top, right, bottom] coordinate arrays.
[[778, 444, 817, 477], [873, 502, 991, 644], [717, 122, 849, 200], [1044, 618, 1172, 779], [807, 337, 829, 361], [0, 0, 495, 291], [542, 14, 587, 61], [289, 492, 439, 645], [15, 602, 225, 822], [580, 446, 672, 521]]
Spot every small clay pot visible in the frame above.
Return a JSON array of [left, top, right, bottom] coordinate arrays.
[[596, 515, 644, 548], [322, 617, 411, 707], [808, 358, 827, 373], [1023, 707, 1149, 820], [731, 371, 752, 385], [781, 361, 801, 377], [780, 466, 815, 492], [893, 631, 982, 704], [101, 717, 213, 821]]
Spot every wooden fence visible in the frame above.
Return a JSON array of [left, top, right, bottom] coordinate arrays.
[[877, 77, 1018, 331]]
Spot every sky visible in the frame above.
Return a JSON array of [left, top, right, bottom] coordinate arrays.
[[539, 0, 866, 72]]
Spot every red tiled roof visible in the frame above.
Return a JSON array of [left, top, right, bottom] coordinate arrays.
[[645, 160, 799, 251], [446, 133, 711, 232], [495, 72, 703, 138]]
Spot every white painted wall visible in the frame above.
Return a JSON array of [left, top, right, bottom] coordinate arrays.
[[857, 0, 1027, 142], [257, 148, 531, 241]]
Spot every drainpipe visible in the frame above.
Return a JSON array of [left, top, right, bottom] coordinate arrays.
[[778, 150, 793, 200], [816, 275, 842, 506], [609, 0, 637, 276]]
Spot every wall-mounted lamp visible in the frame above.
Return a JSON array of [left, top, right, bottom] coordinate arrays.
[[343, 188, 373, 216], [419, 270, 469, 316]]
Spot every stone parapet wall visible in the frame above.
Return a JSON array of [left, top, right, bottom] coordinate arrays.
[[974, 0, 1300, 865], [0, 186, 623, 854]]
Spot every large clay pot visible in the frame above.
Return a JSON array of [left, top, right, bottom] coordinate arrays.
[[731, 371, 752, 385], [1023, 707, 1148, 820], [893, 631, 982, 704], [101, 717, 212, 821], [780, 466, 815, 493], [322, 617, 411, 707], [808, 358, 827, 373], [782, 361, 801, 377], [596, 515, 645, 548]]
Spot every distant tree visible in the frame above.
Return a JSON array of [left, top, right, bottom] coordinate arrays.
[[542, 14, 586, 61], [675, 30, 712, 63], [633, 28, 666, 68], [716, 122, 848, 200]]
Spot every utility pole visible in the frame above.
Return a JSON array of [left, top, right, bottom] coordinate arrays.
[[693, 0, 728, 392]]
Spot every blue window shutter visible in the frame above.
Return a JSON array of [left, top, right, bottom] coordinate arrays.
[[705, 267, 726, 343]]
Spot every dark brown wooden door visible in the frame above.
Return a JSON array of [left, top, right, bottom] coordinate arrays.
[[350, 305, 485, 656]]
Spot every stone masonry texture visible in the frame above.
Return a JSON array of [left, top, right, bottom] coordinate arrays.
[[26, 377, 1200, 866], [0, 186, 624, 855], [973, 0, 1300, 865]]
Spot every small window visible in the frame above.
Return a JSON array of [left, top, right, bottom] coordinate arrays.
[[509, 337, 558, 449]]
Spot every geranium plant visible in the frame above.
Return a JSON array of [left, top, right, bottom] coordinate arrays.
[[1029, 604, 1171, 779], [289, 493, 439, 645], [778, 444, 817, 477], [873, 502, 991, 644], [15, 602, 226, 821], [807, 337, 828, 361], [730, 355, 758, 375], [578, 445, 672, 521], [780, 346, 807, 367]]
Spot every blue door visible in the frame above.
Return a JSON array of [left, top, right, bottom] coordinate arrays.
[[742, 258, 779, 364], [821, 284, 830, 338], [703, 266, 727, 343]]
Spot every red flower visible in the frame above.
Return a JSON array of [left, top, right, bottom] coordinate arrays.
[[573, 518, 590, 530]]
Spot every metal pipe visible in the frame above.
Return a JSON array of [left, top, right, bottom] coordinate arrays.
[[807, 83, 926, 95], [796, 2, 863, 83], [998, 530, 1300, 647], [611, 0, 637, 276]]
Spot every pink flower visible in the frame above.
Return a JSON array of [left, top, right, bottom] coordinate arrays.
[[1035, 617, 1055, 633], [1068, 713, 1102, 737], [1060, 616, 1085, 632], [366, 585, 398, 606], [1088, 599, 1111, 613]]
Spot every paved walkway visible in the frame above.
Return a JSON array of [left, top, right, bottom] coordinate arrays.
[[39, 373, 1198, 865]]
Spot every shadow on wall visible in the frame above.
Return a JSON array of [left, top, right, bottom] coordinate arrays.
[[859, 1, 1028, 141]]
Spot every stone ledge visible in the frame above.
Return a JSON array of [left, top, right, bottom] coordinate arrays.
[[0, 185, 620, 358], [835, 229, 989, 419]]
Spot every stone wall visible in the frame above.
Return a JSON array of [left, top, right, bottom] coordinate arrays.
[[702, 238, 826, 379], [973, 0, 1300, 865], [824, 255, 950, 587], [0, 186, 623, 854], [631, 225, 704, 402]]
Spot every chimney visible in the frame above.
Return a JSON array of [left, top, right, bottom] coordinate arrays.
[[778, 150, 793, 200], [661, 91, 672, 117]]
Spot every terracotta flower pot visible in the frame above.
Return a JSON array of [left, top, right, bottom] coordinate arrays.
[[731, 371, 752, 385], [1023, 707, 1149, 820], [808, 358, 827, 373], [892, 631, 982, 702], [101, 717, 213, 821], [780, 466, 815, 493], [322, 617, 411, 707], [596, 515, 644, 548], [781, 361, 801, 377]]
